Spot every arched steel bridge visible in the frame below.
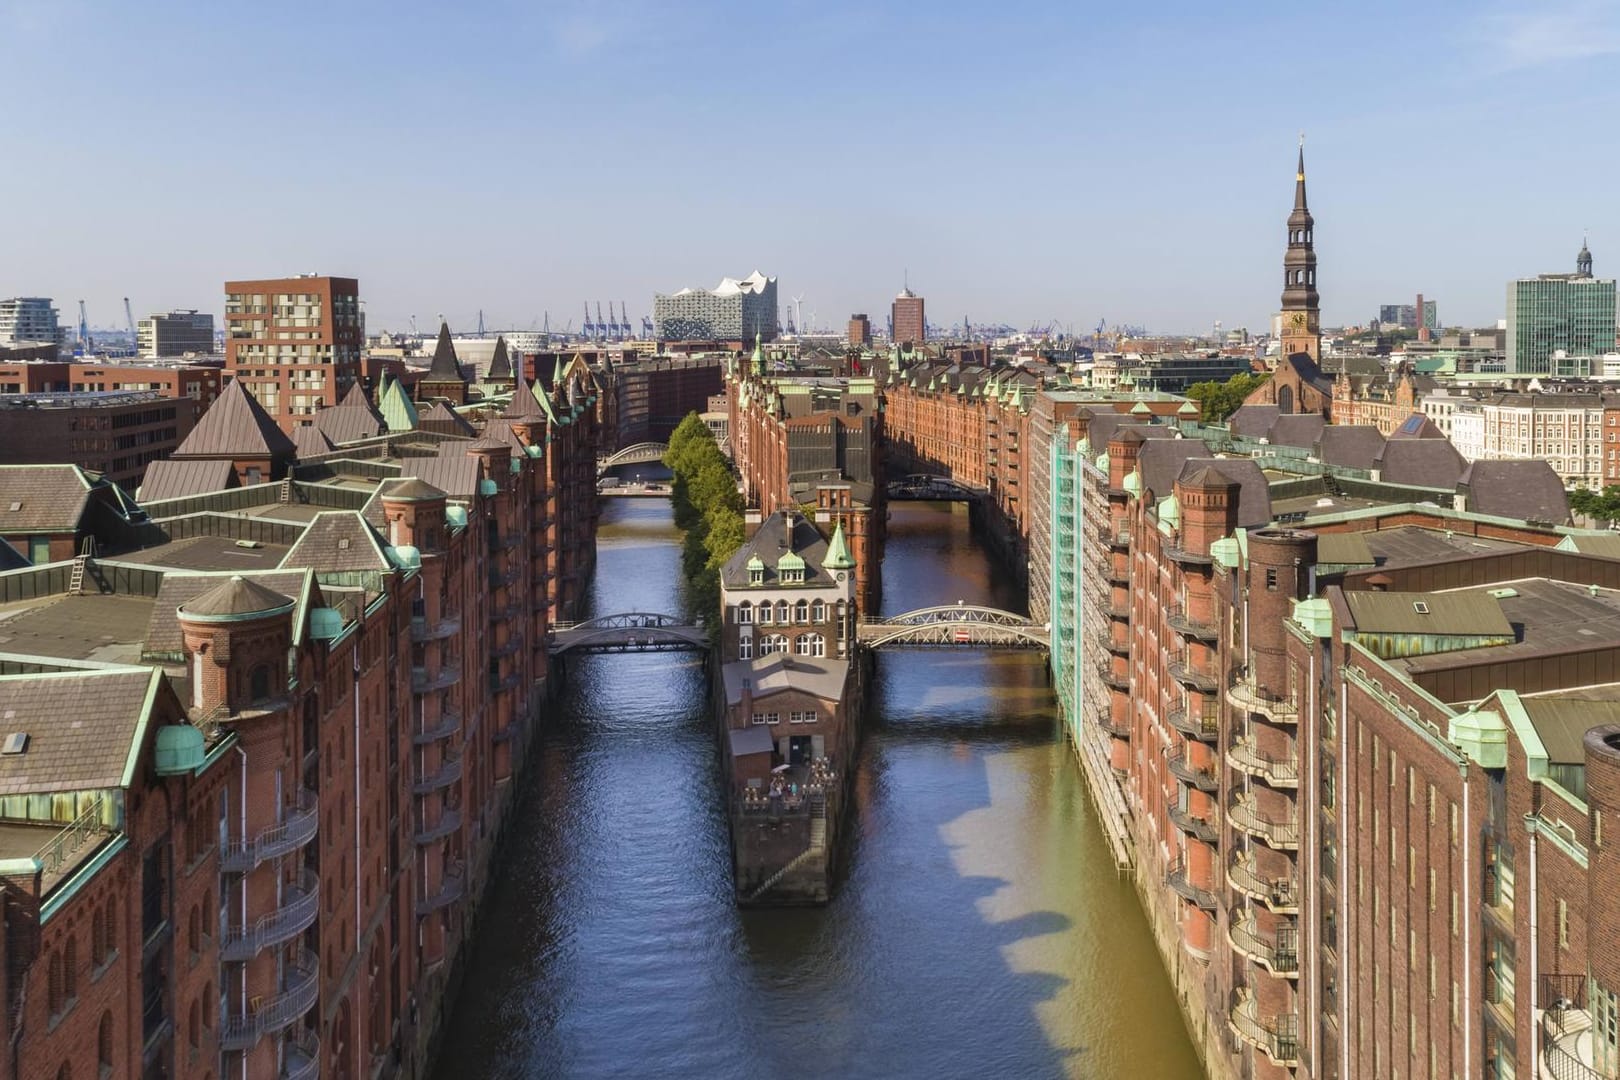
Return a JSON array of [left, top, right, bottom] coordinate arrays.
[[886, 474, 981, 501], [597, 442, 669, 472], [857, 605, 1048, 649], [549, 612, 707, 654]]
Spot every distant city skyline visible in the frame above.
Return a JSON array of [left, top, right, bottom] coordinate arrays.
[[5, 1, 1619, 338]]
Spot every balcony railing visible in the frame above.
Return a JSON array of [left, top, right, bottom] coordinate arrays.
[[1227, 739, 1300, 788], [413, 708, 461, 745], [409, 613, 462, 642], [488, 670, 522, 695], [1228, 857, 1300, 913], [1166, 747, 1218, 792], [1104, 635, 1130, 656], [1166, 857, 1217, 911], [1229, 798, 1300, 850], [1543, 994, 1615, 1080], [1229, 991, 1299, 1068], [1096, 712, 1132, 739], [221, 790, 319, 873], [1094, 660, 1129, 693], [219, 949, 320, 1051], [412, 752, 464, 796], [1227, 676, 1299, 723], [415, 808, 462, 846], [284, 1027, 320, 1080], [1164, 542, 1213, 566], [416, 859, 467, 916], [1165, 604, 1219, 642], [1166, 704, 1220, 742], [1229, 916, 1300, 977], [221, 869, 320, 962], [1105, 601, 1131, 621], [411, 665, 462, 694], [1168, 803, 1218, 843], [1168, 659, 1219, 693]]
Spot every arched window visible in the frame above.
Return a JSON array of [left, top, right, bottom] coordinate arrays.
[[63, 937, 76, 1000], [811, 601, 826, 623], [249, 664, 272, 703], [795, 633, 826, 658], [759, 634, 789, 656], [47, 952, 62, 1014], [105, 896, 117, 960], [188, 999, 200, 1049], [204, 982, 214, 1030], [775, 601, 789, 624], [736, 602, 753, 624], [757, 603, 773, 624], [91, 907, 104, 965], [794, 600, 809, 624], [188, 905, 200, 957], [98, 1011, 113, 1072]]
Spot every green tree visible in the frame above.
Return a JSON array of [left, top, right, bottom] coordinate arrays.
[[1572, 486, 1620, 523], [1187, 372, 1269, 423]]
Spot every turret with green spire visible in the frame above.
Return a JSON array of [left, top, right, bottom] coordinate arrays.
[[824, 520, 855, 570], [751, 333, 765, 379]]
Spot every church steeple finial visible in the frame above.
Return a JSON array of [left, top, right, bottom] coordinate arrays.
[[1294, 132, 1308, 210]]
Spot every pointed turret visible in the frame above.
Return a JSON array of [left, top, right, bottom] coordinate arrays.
[[751, 333, 765, 378], [1578, 238, 1594, 279], [426, 321, 461, 380], [1280, 134, 1321, 361], [380, 373, 420, 432], [824, 521, 855, 570], [485, 336, 514, 384], [172, 378, 297, 483]]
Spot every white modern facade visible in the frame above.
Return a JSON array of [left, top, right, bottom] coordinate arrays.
[[654, 271, 778, 343], [0, 297, 62, 347]]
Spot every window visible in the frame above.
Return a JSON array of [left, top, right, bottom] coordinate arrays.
[[737, 603, 753, 624], [738, 637, 752, 660], [1265, 568, 1278, 590], [1558, 897, 1569, 949], [48, 952, 62, 1015], [751, 712, 780, 726], [811, 601, 826, 622], [757, 604, 773, 625], [795, 633, 826, 658], [188, 906, 200, 958], [775, 601, 789, 624], [759, 634, 788, 656], [98, 1012, 113, 1075], [63, 938, 76, 1001], [794, 600, 809, 624], [249, 664, 273, 703]]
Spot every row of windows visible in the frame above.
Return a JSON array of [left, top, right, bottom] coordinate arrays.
[[738, 633, 827, 659], [734, 599, 837, 625], [750, 710, 819, 725]]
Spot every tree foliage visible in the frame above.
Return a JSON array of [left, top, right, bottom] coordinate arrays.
[[663, 413, 745, 630], [1571, 485, 1620, 523], [1186, 372, 1270, 424]]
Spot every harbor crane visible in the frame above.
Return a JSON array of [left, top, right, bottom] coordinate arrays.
[[583, 302, 596, 340], [641, 315, 654, 337]]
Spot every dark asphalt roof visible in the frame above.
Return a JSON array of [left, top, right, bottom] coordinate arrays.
[[1316, 426, 1386, 471], [1458, 460, 1570, 524], [1521, 698, 1620, 763], [1268, 413, 1326, 449], [1375, 438, 1464, 489], [1228, 405, 1279, 440]]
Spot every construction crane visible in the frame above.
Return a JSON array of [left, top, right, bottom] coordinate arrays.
[[583, 302, 595, 340], [641, 315, 654, 338], [595, 302, 607, 342], [619, 302, 632, 340]]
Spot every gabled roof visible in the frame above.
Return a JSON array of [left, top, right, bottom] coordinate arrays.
[[281, 511, 395, 572], [1389, 413, 1446, 440], [424, 321, 464, 382], [0, 667, 161, 796], [1458, 460, 1570, 524], [1175, 458, 1271, 527], [379, 376, 419, 432], [485, 336, 513, 382], [1343, 590, 1513, 638], [138, 459, 239, 503], [720, 510, 835, 589], [1228, 405, 1280, 440], [420, 401, 476, 437], [1268, 413, 1326, 449], [289, 425, 336, 459], [312, 387, 385, 444], [173, 379, 296, 460], [1315, 425, 1385, 471], [721, 653, 848, 706], [1138, 439, 1207, 501], [0, 464, 98, 533], [1375, 438, 1465, 489], [503, 377, 546, 421]]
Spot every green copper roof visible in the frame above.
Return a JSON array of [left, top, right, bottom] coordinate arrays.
[[1448, 707, 1508, 769], [777, 550, 806, 573], [380, 376, 419, 432], [824, 521, 855, 570]]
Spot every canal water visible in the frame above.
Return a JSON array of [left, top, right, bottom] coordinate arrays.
[[436, 501, 1203, 1079]]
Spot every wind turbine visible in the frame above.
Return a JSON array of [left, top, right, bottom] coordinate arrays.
[[792, 295, 805, 336]]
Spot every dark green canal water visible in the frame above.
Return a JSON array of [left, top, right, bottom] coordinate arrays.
[[434, 500, 1203, 1079]]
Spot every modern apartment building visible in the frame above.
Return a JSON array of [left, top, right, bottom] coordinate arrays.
[[891, 288, 925, 346], [137, 310, 216, 357], [653, 271, 777, 343], [847, 314, 872, 347], [0, 360, 221, 420], [0, 390, 195, 490], [224, 275, 363, 431], [0, 358, 601, 1080], [1506, 244, 1617, 375], [0, 296, 62, 347]]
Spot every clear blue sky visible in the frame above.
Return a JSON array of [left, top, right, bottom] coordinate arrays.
[[5, 0, 1618, 337]]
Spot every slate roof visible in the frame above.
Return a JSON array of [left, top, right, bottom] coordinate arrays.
[[1268, 413, 1326, 449], [1343, 590, 1513, 637], [180, 574, 296, 619], [1388, 413, 1447, 440], [290, 425, 336, 458], [312, 394, 385, 445], [1456, 460, 1569, 524], [0, 667, 158, 795], [138, 459, 238, 503], [143, 570, 312, 658], [720, 511, 834, 588], [173, 379, 296, 459], [420, 401, 476, 437], [280, 511, 394, 572], [1374, 438, 1465, 489], [424, 321, 464, 382], [0, 464, 97, 533], [1138, 439, 1208, 501], [1228, 405, 1280, 440], [1176, 458, 1271, 527], [721, 653, 849, 706], [1316, 426, 1386, 471], [485, 337, 513, 382], [502, 377, 546, 421]]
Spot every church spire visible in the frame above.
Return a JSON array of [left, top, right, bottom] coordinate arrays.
[[1294, 133, 1308, 211], [1279, 135, 1321, 361]]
